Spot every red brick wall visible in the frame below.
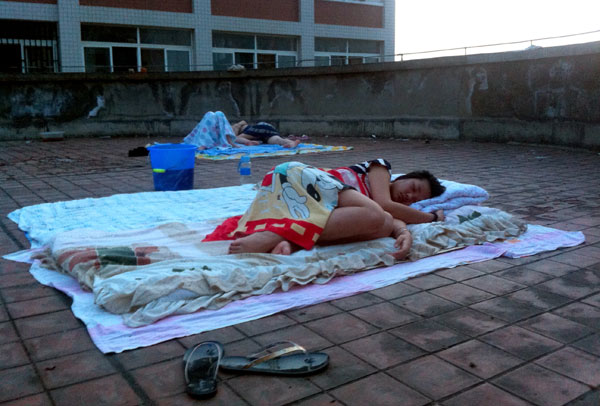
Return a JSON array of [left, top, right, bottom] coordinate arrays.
[[79, 0, 192, 13], [211, 0, 299, 22], [7, 0, 56, 4], [315, 0, 383, 28]]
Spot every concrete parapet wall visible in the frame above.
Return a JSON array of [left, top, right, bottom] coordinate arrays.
[[1, 41, 599, 149]]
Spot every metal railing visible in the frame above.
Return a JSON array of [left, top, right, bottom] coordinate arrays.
[[393, 28, 600, 62]]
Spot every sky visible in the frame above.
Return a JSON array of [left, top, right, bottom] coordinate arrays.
[[395, 0, 600, 59]]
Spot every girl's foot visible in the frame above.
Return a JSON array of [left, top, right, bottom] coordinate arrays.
[[271, 240, 293, 255], [228, 231, 291, 254], [282, 139, 301, 148]]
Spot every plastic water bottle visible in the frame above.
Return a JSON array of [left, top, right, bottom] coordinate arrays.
[[239, 155, 252, 185]]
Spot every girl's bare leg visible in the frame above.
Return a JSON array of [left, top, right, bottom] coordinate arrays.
[[318, 189, 394, 244], [234, 135, 260, 146], [268, 136, 300, 148]]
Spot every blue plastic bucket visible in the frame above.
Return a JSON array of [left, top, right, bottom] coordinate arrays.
[[147, 143, 197, 191]]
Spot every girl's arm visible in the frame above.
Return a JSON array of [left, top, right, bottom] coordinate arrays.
[[368, 165, 439, 224], [390, 219, 412, 260]]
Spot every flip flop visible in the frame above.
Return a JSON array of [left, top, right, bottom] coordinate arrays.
[[183, 341, 224, 399], [127, 146, 149, 157], [219, 341, 329, 376]]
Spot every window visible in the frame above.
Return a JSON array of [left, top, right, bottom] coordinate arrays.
[[257, 53, 276, 70], [26, 46, 55, 73], [348, 39, 380, 54], [213, 53, 233, 71], [140, 28, 191, 46], [0, 44, 22, 73], [315, 56, 330, 67], [0, 20, 58, 73], [84, 47, 110, 73], [166, 50, 190, 72], [257, 35, 296, 51], [213, 33, 254, 49], [331, 55, 346, 66], [112, 47, 137, 73], [81, 25, 136, 43], [141, 49, 165, 72], [314, 37, 381, 66], [322, 0, 383, 4], [315, 38, 346, 53], [278, 55, 297, 69], [235, 52, 255, 70], [212, 32, 297, 70], [81, 24, 191, 72]]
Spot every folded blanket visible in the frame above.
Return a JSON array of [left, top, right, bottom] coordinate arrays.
[[409, 206, 526, 258], [32, 205, 525, 327]]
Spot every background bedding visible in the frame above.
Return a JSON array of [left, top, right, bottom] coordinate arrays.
[[196, 143, 353, 160]]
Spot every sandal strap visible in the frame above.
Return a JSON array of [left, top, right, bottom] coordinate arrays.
[[243, 341, 306, 370], [184, 341, 223, 384], [247, 340, 303, 359]]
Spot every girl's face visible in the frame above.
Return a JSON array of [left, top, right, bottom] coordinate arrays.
[[390, 178, 431, 205]]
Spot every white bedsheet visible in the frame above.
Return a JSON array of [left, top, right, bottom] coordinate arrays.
[[4, 183, 584, 353]]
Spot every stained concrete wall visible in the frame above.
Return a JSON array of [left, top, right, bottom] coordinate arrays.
[[1, 41, 599, 149]]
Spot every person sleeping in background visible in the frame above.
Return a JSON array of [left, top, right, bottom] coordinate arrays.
[[183, 111, 299, 150], [232, 120, 300, 148]]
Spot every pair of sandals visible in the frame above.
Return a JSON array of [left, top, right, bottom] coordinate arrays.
[[183, 340, 329, 399]]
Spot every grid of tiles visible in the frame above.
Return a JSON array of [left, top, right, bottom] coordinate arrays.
[[0, 136, 599, 405]]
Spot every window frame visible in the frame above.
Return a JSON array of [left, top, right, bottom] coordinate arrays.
[[0, 19, 59, 73], [0, 38, 59, 73], [81, 25, 191, 73], [321, 0, 384, 5], [314, 37, 381, 66], [211, 32, 298, 70]]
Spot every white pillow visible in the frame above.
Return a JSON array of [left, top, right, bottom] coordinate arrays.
[[391, 175, 489, 213]]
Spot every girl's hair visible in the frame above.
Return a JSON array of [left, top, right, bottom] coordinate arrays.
[[394, 170, 446, 198]]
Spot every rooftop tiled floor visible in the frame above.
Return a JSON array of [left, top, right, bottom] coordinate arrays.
[[0, 136, 599, 405]]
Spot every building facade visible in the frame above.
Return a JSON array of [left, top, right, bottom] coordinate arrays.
[[0, 0, 394, 73]]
